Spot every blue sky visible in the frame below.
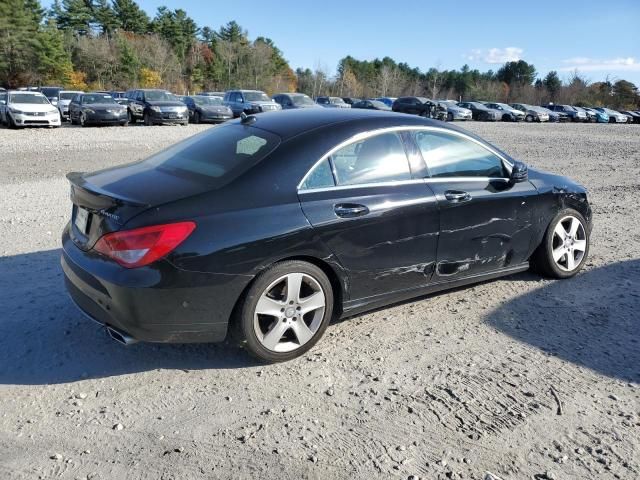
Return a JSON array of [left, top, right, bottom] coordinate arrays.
[[44, 0, 640, 83]]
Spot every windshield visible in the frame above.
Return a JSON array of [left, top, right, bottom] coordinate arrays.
[[193, 96, 223, 106], [244, 91, 270, 102], [145, 91, 178, 102], [141, 124, 281, 185], [9, 93, 49, 104], [292, 95, 315, 106], [330, 97, 347, 104], [60, 92, 80, 100], [40, 87, 60, 98], [83, 94, 118, 105]]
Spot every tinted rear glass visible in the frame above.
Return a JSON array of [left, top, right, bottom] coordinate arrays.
[[40, 87, 60, 97], [141, 124, 281, 185]]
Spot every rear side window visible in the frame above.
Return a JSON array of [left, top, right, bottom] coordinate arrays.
[[414, 131, 507, 178], [141, 125, 280, 185], [300, 159, 335, 190], [330, 132, 411, 186]]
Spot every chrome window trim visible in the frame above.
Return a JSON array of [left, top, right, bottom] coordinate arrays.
[[297, 125, 513, 191], [299, 178, 426, 195]]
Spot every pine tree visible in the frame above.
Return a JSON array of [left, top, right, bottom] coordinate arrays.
[[112, 0, 149, 34], [55, 0, 94, 36], [34, 19, 73, 84], [0, 0, 42, 87], [93, 0, 119, 35]]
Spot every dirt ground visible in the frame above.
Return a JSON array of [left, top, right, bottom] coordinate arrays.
[[0, 122, 638, 480]]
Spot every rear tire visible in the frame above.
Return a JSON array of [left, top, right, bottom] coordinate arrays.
[[234, 260, 334, 363], [531, 208, 589, 279]]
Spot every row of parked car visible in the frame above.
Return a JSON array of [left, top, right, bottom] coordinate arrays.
[[1, 85, 639, 128]]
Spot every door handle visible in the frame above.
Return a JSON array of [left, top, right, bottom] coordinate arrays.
[[444, 190, 472, 203], [334, 203, 370, 218]]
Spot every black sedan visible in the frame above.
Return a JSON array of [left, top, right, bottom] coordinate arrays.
[[351, 99, 392, 111], [457, 101, 501, 121], [62, 109, 592, 362], [69, 93, 128, 127], [181, 95, 233, 124]]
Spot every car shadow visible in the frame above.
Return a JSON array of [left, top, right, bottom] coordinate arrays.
[[485, 259, 640, 382], [0, 249, 259, 385]]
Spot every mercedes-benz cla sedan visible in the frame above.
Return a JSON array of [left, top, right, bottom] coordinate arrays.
[[62, 109, 592, 362]]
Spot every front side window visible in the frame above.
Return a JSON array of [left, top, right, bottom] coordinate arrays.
[[414, 130, 507, 179], [330, 132, 411, 186]]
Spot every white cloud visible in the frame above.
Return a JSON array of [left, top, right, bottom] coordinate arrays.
[[559, 56, 640, 72], [466, 47, 523, 64]]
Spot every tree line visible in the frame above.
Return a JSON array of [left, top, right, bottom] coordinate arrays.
[[1, 0, 296, 93], [1, 0, 638, 109]]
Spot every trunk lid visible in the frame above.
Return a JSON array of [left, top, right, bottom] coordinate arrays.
[[66, 163, 214, 250]]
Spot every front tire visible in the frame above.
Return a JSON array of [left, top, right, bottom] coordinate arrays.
[[144, 112, 153, 126], [531, 208, 589, 279], [234, 261, 334, 363], [525, 115, 533, 122], [193, 111, 200, 124], [447, 112, 454, 122]]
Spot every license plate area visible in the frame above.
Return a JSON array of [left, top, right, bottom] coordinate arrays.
[[74, 207, 90, 234]]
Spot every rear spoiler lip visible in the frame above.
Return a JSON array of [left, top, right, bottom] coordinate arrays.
[[66, 171, 150, 209]]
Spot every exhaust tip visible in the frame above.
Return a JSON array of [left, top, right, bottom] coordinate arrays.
[[106, 326, 138, 346]]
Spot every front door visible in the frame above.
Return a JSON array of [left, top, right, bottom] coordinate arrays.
[[411, 129, 538, 279], [298, 131, 440, 300]]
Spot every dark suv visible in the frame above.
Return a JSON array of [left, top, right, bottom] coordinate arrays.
[[392, 96, 439, 118], [125, 89, 189, 126], [223, 90, 281, 117], [39, 86, 63, 107]]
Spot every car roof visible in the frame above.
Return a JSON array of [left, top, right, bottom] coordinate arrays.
[[245, 108, 458, 141]]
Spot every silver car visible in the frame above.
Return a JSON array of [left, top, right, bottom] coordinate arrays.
[[58, 90, 84, 120], [316, 96, 351, 108], [510, 103, 550, 122], [437, 100, 472, 121], [484, 102, 526, 121]]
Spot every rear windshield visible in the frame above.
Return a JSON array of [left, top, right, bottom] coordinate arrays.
[[40, 87, 60, 98], [141, 124, 281, 184], [60, 92, 80, 100]]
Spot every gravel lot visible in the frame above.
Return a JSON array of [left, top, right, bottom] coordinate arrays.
[[0, 122, 638, 480]]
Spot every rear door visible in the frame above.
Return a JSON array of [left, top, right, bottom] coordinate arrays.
[[411, 128, 538, 279], [298, 130, 440, 300]]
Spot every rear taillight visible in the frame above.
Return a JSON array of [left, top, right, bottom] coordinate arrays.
[[93, 222, 196, 268]]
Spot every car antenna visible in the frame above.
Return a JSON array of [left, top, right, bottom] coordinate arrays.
[[240, 112, 257, 125]]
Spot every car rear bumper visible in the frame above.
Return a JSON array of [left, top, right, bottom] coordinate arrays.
[[61, 224, 250, 344]]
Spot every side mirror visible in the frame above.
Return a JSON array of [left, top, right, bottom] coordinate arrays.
[[510, 161, 528, 184]]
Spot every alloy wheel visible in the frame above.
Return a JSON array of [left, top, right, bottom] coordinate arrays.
[[253, 272, 326, 353], [551, 215, 587, 272]]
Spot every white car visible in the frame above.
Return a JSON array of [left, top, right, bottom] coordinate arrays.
[[3, 91, 61, 128], [58, 90, 84, 120]]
